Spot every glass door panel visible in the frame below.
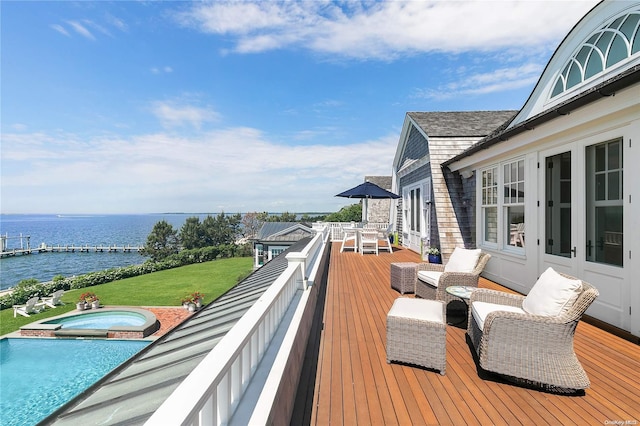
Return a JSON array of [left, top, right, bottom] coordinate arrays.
[[545, 152, 573, 258], [586, 139, 623, 266]]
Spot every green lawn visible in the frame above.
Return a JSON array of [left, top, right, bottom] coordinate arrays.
[[0, 257, 254, 336]]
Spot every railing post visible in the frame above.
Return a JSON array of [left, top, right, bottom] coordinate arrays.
[[285, 252, 308, 290]]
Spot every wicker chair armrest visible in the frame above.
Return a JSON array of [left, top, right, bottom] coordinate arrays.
[[483, 311, 575, 350], [469, 288, 524, 307], [439, 271, 480, 287], [416, 263, 445, 273]]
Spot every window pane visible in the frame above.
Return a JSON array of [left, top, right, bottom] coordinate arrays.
[[608, 141, 620, 169], [608, 171, 620, 200], [576, 46, 590, 65], [596, 144, 606, 171], [546, 152, 572, 258], [566, 61, 582, 89], [561, 181, 571, 203], [606, 34, 628, 67], [416, 188, 421, 233], [585, 49, 603, 79], [596, 31, 614, 55], [586, 141, 624, 267], [595, 207, 623, 266], [506, 206, 525, 248], [596, 174, 606, 200], [551, 78, 565, 97], [518, 160, 524, 181], [620, 14, 640, 41], [518, 182, 525, 203], [484, 207, 497, 243]]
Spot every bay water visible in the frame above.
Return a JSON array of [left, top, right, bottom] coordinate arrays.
[[0, 214, 211, 291]]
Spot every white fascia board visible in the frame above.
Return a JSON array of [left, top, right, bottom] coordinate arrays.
[[449, 82, 640, 171], [392, 114, 414, 170]]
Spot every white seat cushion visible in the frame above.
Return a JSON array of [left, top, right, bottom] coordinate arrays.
[[417, 270, 442, 287], [388, 298, 444, 324], [471, 301, 526, 331], [522, 267, 583, 317], [444, 247, 481, 273]]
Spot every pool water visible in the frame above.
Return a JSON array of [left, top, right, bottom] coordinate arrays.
[[0, 338, 149, 426], [45, 311, 146, 329]]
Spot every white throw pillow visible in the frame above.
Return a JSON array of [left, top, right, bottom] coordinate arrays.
[[522, 267, 583, 317], [444, 247, 481, 273], [417, 270, 442, 287]]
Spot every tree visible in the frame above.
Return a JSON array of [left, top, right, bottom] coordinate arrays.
[[141, 220, 179, 261], [324, 203, 362, 222], [260, 211, 298, 222], [180, 216, 204, 250], [227, 213, 243, 241], [201, 212, 235, 247], [241, 212, 264, 239]]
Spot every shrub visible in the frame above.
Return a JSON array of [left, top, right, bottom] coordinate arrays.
[[0, 243, 251, 310]]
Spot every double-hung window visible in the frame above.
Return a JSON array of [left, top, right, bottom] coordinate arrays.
[[504, 159, 525, 249], [480, 158, 526, 251], [481, 167, 498, 245]]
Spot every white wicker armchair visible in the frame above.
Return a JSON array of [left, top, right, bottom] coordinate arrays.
[[467, 271, 599, 392], [415, 249, 491, 304]]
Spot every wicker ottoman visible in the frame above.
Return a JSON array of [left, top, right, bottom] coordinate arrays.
[[390, 262, 417, 294], [386, 298, 446, 375]]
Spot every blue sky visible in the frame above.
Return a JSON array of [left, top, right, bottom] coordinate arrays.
[[1, 0, 599, 214]]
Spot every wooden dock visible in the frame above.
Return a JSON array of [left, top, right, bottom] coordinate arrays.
[[0, 244, 143, 258]]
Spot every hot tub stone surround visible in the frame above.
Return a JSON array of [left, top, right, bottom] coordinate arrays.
[[19, 307, 159, 339]]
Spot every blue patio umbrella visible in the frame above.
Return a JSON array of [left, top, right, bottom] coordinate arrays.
[[336, 181, 400, 222]]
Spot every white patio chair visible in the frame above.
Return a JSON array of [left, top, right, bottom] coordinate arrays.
[[340, 227, 358, 253], [360, 230, 379, 255], [13, 296, 45, 318], [42, 290, 65, 308], [377, 224, 393, 253]]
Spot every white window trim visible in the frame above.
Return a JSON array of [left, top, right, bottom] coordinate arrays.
[[478, 157, 527, 254]]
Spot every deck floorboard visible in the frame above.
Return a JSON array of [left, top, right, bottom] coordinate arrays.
[[309, 243, 640, 425]]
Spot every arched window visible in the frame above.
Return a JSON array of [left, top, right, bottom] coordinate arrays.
[[550, 9, 640, 98]]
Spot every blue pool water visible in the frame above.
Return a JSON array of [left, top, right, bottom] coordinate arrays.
[[45, 311, 146, 329], [0, 338, 149, 426]]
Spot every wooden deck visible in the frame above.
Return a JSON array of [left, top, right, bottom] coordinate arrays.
[[309, 243, 640, 425]]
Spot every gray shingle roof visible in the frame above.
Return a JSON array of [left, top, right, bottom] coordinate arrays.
[[256, 222, 313, 241], [408, 111, 517, 137], [365, 176, 392, 190], [47, 239, 312, 426]]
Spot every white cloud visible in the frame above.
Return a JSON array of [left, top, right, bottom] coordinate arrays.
[[11, 123, 28, 131], [0, 128, 397, 213], [176, 1, 598, 60], [50, 24, 70, 37], [150, 66, 173, 74], [151, 101, 220, 129], [415, 62, 544, 100], [67, 20, 96, 40]]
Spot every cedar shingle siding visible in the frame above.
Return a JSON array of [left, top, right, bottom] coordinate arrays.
[[394, 111, 516, 260]]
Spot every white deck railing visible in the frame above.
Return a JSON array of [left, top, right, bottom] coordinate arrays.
[[317, 221, 390, 242], [145, 226, 329, 426]]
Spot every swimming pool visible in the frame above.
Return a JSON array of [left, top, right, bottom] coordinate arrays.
[[0, 337, 149, 426]]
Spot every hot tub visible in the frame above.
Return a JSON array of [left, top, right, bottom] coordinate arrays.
[[20, 307, 159, 339]]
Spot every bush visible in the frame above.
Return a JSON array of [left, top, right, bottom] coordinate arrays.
[[0, 243, 252, 310]]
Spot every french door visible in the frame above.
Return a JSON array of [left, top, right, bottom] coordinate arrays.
[[539, 138, 628, 330], [541, 146, 578, 276], [402, 180, 430, 253]]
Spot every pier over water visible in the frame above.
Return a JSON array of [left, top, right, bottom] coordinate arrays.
[[0, 234, 143, 258]]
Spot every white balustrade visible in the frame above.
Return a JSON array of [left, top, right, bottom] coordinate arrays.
[[145, 226, 329, 426]]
